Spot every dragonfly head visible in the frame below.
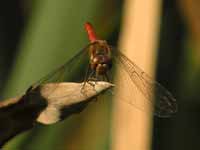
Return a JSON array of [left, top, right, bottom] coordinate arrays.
[[91, 55, 112, 75]]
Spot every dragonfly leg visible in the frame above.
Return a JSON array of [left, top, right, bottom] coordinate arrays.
[[81, 70, 96, 94], [88, 71, 97, 85], [86, 71, 98, 84], [87, 72, 99, 92], [82, 65, 91, 87], [105, 72, 110, 82]]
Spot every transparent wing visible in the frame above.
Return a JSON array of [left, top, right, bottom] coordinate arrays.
[[30, 43, 94, 90], [111, 47, 177, 117]]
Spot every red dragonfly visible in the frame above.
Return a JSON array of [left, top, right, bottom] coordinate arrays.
[[31, 22, 177, 117]]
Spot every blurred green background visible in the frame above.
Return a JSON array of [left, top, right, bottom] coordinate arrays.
[[0, 0, 199, 150]]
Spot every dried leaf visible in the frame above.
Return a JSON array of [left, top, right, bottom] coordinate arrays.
[[37, 81, 114, 124], [0, 81, 113, 147]]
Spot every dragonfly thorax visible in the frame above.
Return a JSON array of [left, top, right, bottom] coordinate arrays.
[[89, 40, 112, 76]]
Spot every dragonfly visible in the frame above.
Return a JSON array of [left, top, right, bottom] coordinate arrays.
[[29, 22, 177, 118]]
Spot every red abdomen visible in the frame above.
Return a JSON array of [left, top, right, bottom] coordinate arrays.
[[84, 22, 98, 42]]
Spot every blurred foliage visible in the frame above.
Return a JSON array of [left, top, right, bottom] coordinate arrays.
[[153, 1, 200, 150], [1, 0, 121, 150]]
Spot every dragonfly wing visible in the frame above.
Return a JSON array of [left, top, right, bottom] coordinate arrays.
[[111, 48, 177, 117], [30, 43, 94, 90]]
